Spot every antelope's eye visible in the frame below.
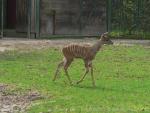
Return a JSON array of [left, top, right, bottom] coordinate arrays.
[[106, 39, 109, 41]]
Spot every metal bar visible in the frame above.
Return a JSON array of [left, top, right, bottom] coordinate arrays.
[[1, 0, 4, 38]]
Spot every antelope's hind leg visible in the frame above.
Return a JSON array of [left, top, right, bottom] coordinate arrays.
[[64, 58, 73, 85], [76, 60, 90, 84], [53, 60, 64, 81]]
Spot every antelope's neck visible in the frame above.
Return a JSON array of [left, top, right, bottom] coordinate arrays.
[[92, 39, 103, 52]]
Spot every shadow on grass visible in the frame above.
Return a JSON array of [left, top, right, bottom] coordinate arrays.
[[72, 83, 143, 94]]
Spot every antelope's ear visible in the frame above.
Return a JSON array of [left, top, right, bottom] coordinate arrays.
[[103, 32, 109, 35], [101, 34, 104, 37]]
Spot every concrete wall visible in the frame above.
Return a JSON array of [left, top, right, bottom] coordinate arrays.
[[40, 0, 106, 35]]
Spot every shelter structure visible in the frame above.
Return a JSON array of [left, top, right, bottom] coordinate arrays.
[[0, 0, 106, 38]]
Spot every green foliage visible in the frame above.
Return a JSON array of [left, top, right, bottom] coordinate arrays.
[[110, 0, 150, 37], [0, 46, 150, 113], [110, 31, 150, 39], [140, 0, 150, 31], [111, 0, 134, 32]]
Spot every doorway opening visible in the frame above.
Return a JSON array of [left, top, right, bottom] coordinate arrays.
[[5, 0, 27, 37], [6, 0, 16, 29]]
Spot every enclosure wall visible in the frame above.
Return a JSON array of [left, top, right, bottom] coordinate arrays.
[[40, 0, 106, 36]]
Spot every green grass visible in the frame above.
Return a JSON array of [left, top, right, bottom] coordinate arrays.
[[0, 45, 150, 113]]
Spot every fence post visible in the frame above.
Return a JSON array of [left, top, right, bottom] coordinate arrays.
[[107, 0, 112, 32], [79, 0, 83, 34], [27, 0, 31, 38], [36, 0, 40, 37], [1, 0, 4, 38], [138, 0, 140, 32]]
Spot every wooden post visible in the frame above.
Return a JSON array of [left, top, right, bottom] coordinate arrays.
[[27, 0, 31, 38], [79, 0, 82, 33], [1, 0, 4, 38], [52, 10, 56, 35], [107, 0, 112, 32], [36, 0, 40, 37]]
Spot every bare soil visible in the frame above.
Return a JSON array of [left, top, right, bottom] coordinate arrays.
[[0, 84, 43, 113], [0, 38, 150, 52]]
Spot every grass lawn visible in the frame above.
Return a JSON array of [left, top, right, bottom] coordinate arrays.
[[0, 45, 150, 113]]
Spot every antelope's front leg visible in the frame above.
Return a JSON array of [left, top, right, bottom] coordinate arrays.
[[89, 63, 95, 87], [76, 67, 89, 84]]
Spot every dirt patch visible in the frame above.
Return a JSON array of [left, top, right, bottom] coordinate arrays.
[[0, 84, 43, 113], [0, 38, 96, 52], [0, 84, 8, 92], [0, 38, 150, 52], [113, 39, 150, 47]]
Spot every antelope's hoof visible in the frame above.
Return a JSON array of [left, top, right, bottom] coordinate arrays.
[[76, 81, 81, 84], [52, 78, 56, 81], [69, 82, 73, 86], [93, 85, 96, 88]]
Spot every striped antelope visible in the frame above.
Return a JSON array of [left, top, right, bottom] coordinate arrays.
[[53, 32, 113, 87]]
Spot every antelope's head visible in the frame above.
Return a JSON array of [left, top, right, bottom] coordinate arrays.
[[100, 32, 113, 45]]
